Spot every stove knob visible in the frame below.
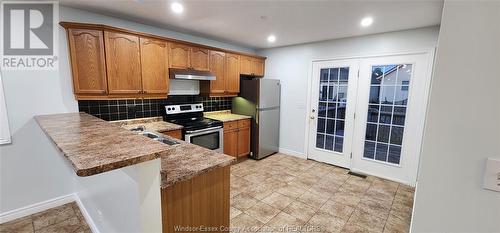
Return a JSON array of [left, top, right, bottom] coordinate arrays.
[[167, 108, 171, 111]]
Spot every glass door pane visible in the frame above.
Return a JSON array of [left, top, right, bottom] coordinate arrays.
[[362, 64, 412, 165], [316, 67, 349, 153]]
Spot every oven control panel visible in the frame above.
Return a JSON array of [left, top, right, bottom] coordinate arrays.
[[165, 103, 204, 115]]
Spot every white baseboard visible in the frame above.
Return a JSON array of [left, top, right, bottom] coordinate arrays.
[[0, 194, 75, 224], [279, 147, 307, 159], [73, 194, 100, 233]]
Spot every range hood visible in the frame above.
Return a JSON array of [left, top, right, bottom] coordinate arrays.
[[169, 68, 215, 81]]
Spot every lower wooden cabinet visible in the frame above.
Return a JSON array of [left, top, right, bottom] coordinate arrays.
[[161, 166, 230, 233], [223, 119, 251, 157], [160, 129, 182, 140]]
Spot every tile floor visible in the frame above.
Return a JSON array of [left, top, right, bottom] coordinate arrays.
[[1, 153, 415, 233], [0, 202, 91, 233], [230, 153, 415, 233]]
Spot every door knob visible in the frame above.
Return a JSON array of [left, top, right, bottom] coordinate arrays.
[[310, 116, 315, 119]]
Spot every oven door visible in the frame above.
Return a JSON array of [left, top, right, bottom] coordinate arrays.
[[184, 127, 223, 153]]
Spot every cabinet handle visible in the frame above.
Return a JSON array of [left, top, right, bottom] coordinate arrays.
[[143, 90, 147, 94], [138, 90, 142, 94]]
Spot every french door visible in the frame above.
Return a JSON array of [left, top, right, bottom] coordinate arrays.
[[308, 52, 433, 186], [307, 60, 359, 168]]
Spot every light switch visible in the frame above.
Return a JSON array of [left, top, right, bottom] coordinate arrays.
[[483, 157, 500, 192]]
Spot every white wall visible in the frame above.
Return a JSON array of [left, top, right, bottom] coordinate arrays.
[[0, 6, 254, 214], [257, 27, 439, 157], [411, 1, 500, 232]]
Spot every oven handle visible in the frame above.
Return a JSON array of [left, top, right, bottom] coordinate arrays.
[[185, 126, 222, 134]]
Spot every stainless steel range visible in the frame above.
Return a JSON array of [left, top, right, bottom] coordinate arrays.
[[164, 103, 223, 152]]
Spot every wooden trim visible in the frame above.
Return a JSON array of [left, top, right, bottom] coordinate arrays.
[[60, 21, 266, 60], [75, 94, 167, 100]]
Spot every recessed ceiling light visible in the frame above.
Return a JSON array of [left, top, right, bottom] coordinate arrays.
[[360, 17, 373, 27], [267, 35, 276, 43], [171, 2, 184, 14]]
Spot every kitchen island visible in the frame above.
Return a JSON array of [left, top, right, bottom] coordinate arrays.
[[35, 112, 235, 233]]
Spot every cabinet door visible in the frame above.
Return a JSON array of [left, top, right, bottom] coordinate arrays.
[[68, 29, 107, 94], [237, 126, 251, 157], [104, 31, 142, 94], [140, 37, 169, 94], [223, 129, 238, 157], [253, 58, 265, 77], [209, 50, 226, 95], [239, 55, 253, 75], [191, 47, 210, 71], [169, 42, 190, 69], [225, 53, 240, 94]]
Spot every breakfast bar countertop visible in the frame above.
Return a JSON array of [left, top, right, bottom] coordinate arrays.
[[35, 113, 170, 177], [36, 113, 235, 187]]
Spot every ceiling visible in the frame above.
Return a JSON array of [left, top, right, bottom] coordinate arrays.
[[59, 0, 444, 49]]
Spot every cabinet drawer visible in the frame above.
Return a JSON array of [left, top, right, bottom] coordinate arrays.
[[238, 119, 251, 128], [223, 121, 238, 131]]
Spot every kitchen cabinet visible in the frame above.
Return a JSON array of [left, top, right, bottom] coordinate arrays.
[[225, 53, 240, 94], [208, 50, 226, 95], [140, 37, 169, 95], [169, 43, 190, 69], [61, 22, 266, 100], [67, 29, 107, 95], [160, 129, 182, 140], [169, 42, 209, 71], [104, 31, 142, 94], [202, 52, 240, 96], [191, 47, 210, 71], [161, 166, 229, 233], [223, 119, 251, 157], [240, 55, 265, 77]]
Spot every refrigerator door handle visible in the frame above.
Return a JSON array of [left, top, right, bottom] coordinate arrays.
[[256, 112, 259, 125]]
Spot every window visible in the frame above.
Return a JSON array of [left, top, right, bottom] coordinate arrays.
[[363, 64, 412, 165]]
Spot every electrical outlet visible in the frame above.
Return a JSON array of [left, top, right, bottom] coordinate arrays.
[[483, 157, 500, 192]]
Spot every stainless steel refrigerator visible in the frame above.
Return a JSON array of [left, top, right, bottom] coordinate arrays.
[[232, 79, 280, 159]]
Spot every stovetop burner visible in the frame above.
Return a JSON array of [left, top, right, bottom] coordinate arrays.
[[163, 103, 222, 132]]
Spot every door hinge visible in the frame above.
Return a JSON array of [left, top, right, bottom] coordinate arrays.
[[357, 69, 360, 78], [354, 113, 356, 119], [350, 153, 353, 158]]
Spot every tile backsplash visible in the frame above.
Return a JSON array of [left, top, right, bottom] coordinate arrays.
[[78, 96, 233, 121]]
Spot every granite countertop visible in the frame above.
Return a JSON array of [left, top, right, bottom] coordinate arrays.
[[112, 117, 183, 132], [113, 117, 236, 188], [35, 113, 170, 177], [157, 138, 235, 187], [204, 110, 252, 122]]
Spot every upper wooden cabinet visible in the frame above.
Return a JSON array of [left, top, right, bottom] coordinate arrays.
[[208, 50, 226, 95], [67, 29, 107, 95], [225, 53, 240, 94], [169, 43, 190, 69], [61, 22, 266, 99], [191, 47, 210, 71], [169, 42, 209, 71], [104, 31, 142, 94], [202, 51, 241, 96], [140, 37, 169, 94], [240, 55, 265, 77]]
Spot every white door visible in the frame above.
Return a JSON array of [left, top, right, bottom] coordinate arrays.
[[350, 53, 432, 186], [307, 60, 359, 168]]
